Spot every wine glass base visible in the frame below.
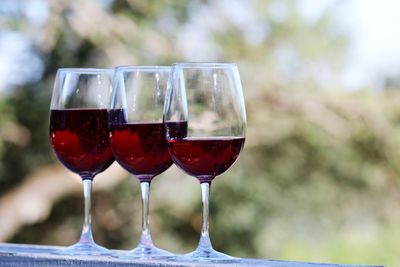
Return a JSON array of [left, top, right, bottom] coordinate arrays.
[[175, 248, 239, 263], [116, 244, 174, 260], [52, 241, 111, 256]]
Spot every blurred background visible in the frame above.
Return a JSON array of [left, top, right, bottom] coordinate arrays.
[[0, 0, 399, 266]]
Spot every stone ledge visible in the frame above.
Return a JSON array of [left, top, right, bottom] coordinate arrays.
[[0, 243, 383, 267]]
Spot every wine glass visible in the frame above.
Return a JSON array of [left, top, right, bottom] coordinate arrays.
[[49, 68, 115, 255], [108, 66, 173, 259], [164, 63, 246, 262]]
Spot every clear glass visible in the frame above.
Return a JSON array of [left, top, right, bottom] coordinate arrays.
[[108, 66, 173, 259], [49, 68, 114, 255], [164, 62, 246, 262]]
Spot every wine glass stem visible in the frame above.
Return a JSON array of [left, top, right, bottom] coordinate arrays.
[[80, 177, 94, 243], [199, 182, 213, 249], [139, 181, 153, 247]]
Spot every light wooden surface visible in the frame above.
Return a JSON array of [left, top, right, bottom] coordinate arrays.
[[0, 243, 382, 267]]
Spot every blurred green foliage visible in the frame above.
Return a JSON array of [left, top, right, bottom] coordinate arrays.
[[0, 1, 399, 266]]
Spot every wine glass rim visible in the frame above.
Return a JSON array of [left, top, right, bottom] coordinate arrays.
[[57, 68, 114, 74], [172, 62, 237, 68], [115, 65, 171, 71]]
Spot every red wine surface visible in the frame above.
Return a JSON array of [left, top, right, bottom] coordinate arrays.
[[167, 137, 245, 182], [109, 122, 172, 181], [50, 109, 114, 176]]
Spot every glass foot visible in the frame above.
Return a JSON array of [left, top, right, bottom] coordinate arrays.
[[117, 243, 173, 260], [176, 247, 239, 263], [52, 241, 111, 256]]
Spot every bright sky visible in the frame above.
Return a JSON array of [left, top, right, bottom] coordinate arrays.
[[345, 0, 400, 88], [302, 0, 400, 89]]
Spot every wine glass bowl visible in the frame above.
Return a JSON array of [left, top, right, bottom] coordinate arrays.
[[167, 137, 244, 181], [50, 109, 114, 176], [49, 68, 114, 255], [164, 63, 246, 261]]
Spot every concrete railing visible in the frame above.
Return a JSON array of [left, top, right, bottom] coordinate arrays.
[[0, 243, 383, 267]]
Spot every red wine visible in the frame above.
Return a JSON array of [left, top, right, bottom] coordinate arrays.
[[50, 109, 114, 177], [167, 137, 245, 182], [164, 121, 188, 141], [109, 122, 172, 182]]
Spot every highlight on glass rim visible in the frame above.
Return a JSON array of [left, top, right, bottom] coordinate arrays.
[[0, 1, 398, 266]]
